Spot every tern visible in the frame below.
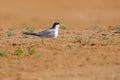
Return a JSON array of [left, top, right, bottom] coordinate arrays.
[[23, 22, 60, 38]]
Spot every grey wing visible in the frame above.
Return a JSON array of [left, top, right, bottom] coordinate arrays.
[[36, 30, 55, 37]]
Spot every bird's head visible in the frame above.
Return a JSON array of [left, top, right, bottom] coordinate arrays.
[[52, 22, 60, 29]]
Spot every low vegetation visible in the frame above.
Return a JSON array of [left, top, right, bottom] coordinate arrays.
[[0, 24, 119, 58], [7, 28, 14, 37], [15, 47, 23, 56], [99, 35, 108, 40], [75, 35, 82, 43], [75, 35, 90, 44], [24, 26, 35, 33], [0, 51, 7, 57], [27, 46, 35, 55], [115, 25, 120, 33], [60, 25, 67, 30], [93, 25, 103, 32]]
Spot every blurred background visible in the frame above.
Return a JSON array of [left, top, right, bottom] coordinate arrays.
[[0, 0, 120, 29]]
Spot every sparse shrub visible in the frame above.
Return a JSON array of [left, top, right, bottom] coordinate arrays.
[[15, 47, 23, 56], [7, 29, 14, 37], [28, 46, 35, 55], [61, 25, 67, 30], [93, 25, 103, 32], [75, 35, 82, 42], [97, 27, 103, 32], [0, 51, 7, 57], [115, 25, 120, 33], [83, 38, 90, 44], [25, 26, 35, 33], [93, 25, 99, 30], [99, 35, 108, 40]]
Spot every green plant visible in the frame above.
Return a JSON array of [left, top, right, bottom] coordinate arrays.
[[97, 27, 103, 32], [60, 25, 67, 30], [28, 46, 35, 55], [25, 26, 35, 33], [7, 29, 14, 37], [75, 35, 82, 42], [0, 51, 7, 57], [92, 25, 103, 32], [83, 38, 90, 44], [99, 35, 108, 40], [115, 25, 120, 33], [15, 47, 23, 56]]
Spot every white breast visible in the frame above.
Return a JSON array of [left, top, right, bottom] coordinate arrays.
[[54, 25, 59, 38]]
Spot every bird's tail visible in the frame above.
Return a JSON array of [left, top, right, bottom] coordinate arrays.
[[23, 32, 36, 35]]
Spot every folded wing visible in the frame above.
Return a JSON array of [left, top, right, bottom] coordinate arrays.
[[36, 29, 55, 37]]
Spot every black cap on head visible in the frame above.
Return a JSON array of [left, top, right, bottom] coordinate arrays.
[[52, 22, 60, 28]]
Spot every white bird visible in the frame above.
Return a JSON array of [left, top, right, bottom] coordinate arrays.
[[23, 22, 60, 38]]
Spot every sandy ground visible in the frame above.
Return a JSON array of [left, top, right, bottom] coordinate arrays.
[[0, 0, 120, 80]]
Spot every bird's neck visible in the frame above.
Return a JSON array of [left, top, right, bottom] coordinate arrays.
[[55, 26, 59, 30], [54, 26, 59, 38]]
